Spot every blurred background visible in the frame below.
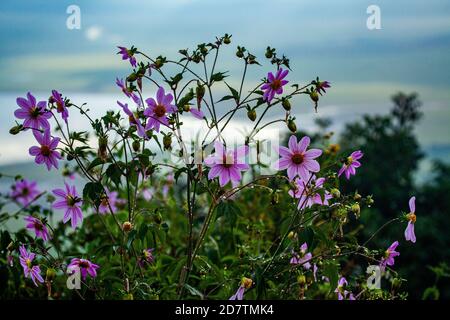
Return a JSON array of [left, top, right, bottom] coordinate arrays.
[[0, 0, 449, 299]]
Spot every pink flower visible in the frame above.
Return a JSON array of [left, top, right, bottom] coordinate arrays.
[[50, 90, 69, 123], [118, 101, 147, 138], [117, 46, 137, 67], [290, 242, 312, 270], [19, 245, 44, 286], [404, 196, 417, 243], [274, 135, 322, 181], [142, 187, 154, 201], [315, 80, 331, 95], [335, 276, 353, 300], [10, 179, 40, 206], [52, 183, 83, 229], [380, 241, 400, 272], [204, 141, 249, 187], [338, 150, 363, 180], [261, 68, 289, 102], [229, 277, 252, 300], [98, 189, 118, 214], [144, 87, 177, 132], [116, 78, 141, 106], [288, 174, 332, 209], [14, 92, 51, 131], [24, 216, 51, 241], [187, 106, 205, 119], [29, 130, 62, 171], [138, 248, 155, 268], [162, 173, 174, 197], [67, 258, 99, 280]]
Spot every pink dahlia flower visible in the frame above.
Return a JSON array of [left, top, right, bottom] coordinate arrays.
[[10, 179, 40, 206], [14, 92, 51, 131], [52, 183, 83, 229], [117, 46, 137, 67], [261, 68, 289, 102], [118, 101, 146, 138], [24, 216, 51, 241], [274, 135, 322, 181], [98, 189, 118, 214], [29, 130, 62, 171], [404, 196, 417, 243], [338, 150, 363, 180], [19, 245, 44, 286], [67, 258, 99, 280], [204, 141, 249, 187], [144, 87, 177, 132], [289, 175, 332, 209], [380, 241, 400, 272], [50, 90, 69, 123], [290, 242, 312, 270]]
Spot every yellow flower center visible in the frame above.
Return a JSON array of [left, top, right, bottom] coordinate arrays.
[[241, 277, 253, 289], [407, 212, 416, 223], [345, 156, 353, 166], [26, 258, 32, 268]]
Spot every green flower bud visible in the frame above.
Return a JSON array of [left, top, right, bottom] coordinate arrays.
[[297, 274, 306, 286], [247, 109, 257, 121], [132, 140, 140, 152], [351, 203, 361, 217], [287, 119, 297, 133], [9, 125, 23, 135], [282, 98, 291, 111], [46, 268, 57, 281], [310, 91, 319, 102], [163, 135, 172, 150], [331, 188, 341, 199]]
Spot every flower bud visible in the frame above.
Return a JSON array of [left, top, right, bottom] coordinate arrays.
[[122, 221, 133, 232], [9, 125, 23, 135], [287, 231, 297, 240], [282, 98, 291, 111], [123, 293, 134, 300], [310, 91, 319, 102], [331, 188, 341, 199], [265, 47, 273, 59], [236, 50, 244, 58], [163, 134, 172, 150], [241, 277, 253, 289], [223, 34, 231, 45], [132, 140, 140, 152], [247, 109, 256, 121], [46, 268, 57, 281], [127, 73, 138, 82], [353, 193, 362, 201], [97, 135, 108, 161], [351, 203, 361, 216], [287, 119, 297, 133], [297, 274, 306, 286]]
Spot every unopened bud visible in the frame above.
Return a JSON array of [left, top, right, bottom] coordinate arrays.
[[9, 125, 23, 135], [287, 119, 297, 133], [331, 188, 341, 199], [132, 140, 140, 152], [163, 135, 172, 150], [247, 109, 256, 121], [351, 203, 361, 216], [46, 268, 56, 281], [310, 91, 319, 102], [122, 221, 133, 232], [297, 274, 306, 286], [282, 98, 291, 111]]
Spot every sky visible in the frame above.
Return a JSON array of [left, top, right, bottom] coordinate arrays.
[[1, 0, 450, 165]]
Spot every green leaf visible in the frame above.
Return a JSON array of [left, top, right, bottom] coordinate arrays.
[[210, 72, 228, 83], [87, 157, 105, 171], [184, 284, 204, 299], [323, 259, 339, 292]]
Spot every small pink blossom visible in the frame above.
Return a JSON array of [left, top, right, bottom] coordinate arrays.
[[116, 78, 141, 106], [52, 183, 83, 229], [204, 141, 249, 187], [229, 277, 252, 300], [117, 46, 137, 67], [338, 150, 363, 180], [19, 245, 44, 286], [118, 101, 147, 138], [14, 92, 51, 131], [144, 87, 177, 132], [288, 174, 332, 209], [290, 242, 312, 270], [98, 189, 118, 214], [274, 135, 322, 181], [10, 179, 40, 206], [404, 196, 417, 243], [261, 68, 289, 102], [380, 241, 400, 272], [67, 258, 99, 280], [24, 216, 51, 241], [29, 130, 62, 171], [50, 90, 69, 123]]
